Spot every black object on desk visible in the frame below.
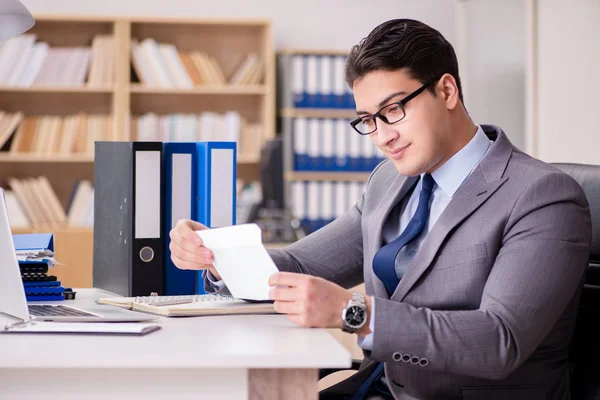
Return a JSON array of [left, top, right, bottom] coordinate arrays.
[[94, 141, 165, 297]]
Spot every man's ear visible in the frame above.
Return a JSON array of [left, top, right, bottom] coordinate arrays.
[[437, 73, 460, 110]]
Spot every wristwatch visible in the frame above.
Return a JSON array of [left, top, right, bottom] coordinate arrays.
[[341, 292, 368, 333]]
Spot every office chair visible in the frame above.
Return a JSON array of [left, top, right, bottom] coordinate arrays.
[[552, 163, 600, 400]]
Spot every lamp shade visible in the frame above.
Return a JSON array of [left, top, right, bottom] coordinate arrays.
[[0, 0, 34, 40]]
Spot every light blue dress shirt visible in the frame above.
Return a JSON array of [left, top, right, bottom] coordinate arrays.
[[207, 125, 491, 352], [358, 125, 491, 350]]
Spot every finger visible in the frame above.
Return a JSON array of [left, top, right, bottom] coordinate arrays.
[[170, 241, 213, 265], [269, 271, 307, 287], [188, 229, 204, 247], [269, 286, 300, 302], [186, 219, 208, 232], [171, 230, 213, 259], [273, 300, 301, 315], [171, 253, 209, 271], [174, 219, 204, 247]]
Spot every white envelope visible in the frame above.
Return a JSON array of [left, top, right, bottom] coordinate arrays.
[[195, 223, 279, 301]]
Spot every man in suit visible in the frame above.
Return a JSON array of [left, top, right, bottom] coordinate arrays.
[[169, 19, 592, 399]]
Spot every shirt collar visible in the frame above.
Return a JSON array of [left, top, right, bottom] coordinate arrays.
[[428, 125, 491, 197]]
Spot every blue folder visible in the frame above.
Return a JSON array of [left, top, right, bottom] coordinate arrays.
[[163, 142, 201, 296], [163, 142, 237, 296], [195, 142, 237, 294], [23, 281, 62, 288], [12, 233, 54, 252]]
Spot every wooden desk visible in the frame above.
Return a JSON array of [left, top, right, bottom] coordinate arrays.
[[0, 289, 351, 399]]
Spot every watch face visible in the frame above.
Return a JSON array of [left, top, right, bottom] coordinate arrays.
[[345, 305, 366, 328]]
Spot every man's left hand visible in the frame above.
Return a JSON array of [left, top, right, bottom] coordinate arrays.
[[268, 272, 371, 336]]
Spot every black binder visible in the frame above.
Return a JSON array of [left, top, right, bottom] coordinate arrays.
[[93, 141, 164, 297]]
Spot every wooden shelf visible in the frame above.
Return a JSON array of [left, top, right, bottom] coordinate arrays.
[[280, 108, 357, 119], [129, 84, 267, 95], [238, 154, 260, 164], [285, 171, 370, 182], [0, 15, 277, 283], [277, 49, 349, 56], [0, 85, 115, 93], [12, 226, 93, 234], [0, 154, 94, 163], [127, 16, 271, 26]]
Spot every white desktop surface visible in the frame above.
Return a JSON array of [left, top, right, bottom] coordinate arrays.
[[0, 288, 351, 400]]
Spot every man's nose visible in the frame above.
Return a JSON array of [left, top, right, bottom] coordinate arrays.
[[376, 119, 399, 147]]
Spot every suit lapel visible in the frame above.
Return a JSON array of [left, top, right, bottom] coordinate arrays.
[[392, 170, 507, 301], [368, 174, 419, 299], [391, 126, 513, 302]]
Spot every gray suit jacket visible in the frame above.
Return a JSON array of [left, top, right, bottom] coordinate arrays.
[[268, 125, 592, 400]]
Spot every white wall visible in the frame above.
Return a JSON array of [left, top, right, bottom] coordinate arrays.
[[20, 0, 457, 51], [533, 0, 600, 164], [457, 0, 526, 150]]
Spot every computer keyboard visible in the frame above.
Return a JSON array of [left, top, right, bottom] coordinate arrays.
[[28, 304, 98, 317]]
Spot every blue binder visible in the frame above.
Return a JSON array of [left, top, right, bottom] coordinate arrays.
[[163, 142, 200, 295], [12, 233, 53, 252], [195, 141, 237, 293], [196, 142, 237, 229], [23, 281, 61, 287], [164, 142, 237, 295]]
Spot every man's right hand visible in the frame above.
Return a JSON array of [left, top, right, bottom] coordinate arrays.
[[169, 219, 221, 280]]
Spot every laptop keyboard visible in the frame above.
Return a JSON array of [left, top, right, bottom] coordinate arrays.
[[29, 304, 99, 318]]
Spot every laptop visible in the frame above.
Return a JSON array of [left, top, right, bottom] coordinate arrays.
[[0, 188, 156, 323]]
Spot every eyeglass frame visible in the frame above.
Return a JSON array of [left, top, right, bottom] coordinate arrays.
[[349, 77, 440, 136]]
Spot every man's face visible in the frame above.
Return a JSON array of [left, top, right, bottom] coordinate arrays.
[[352, 69, 450, 176]]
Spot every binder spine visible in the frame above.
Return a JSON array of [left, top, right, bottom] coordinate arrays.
[[163, 143, 197, 296], [196, 141, 237, 294], [93, 141, 134, 297], [131, 142, 164, 296]]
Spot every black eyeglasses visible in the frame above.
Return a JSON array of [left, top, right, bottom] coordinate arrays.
[[350, 79, 438, 135]]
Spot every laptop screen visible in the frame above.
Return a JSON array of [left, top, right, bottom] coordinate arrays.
[[0, 188, 30, 321]]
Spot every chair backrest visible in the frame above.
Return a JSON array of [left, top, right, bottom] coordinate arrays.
[[551, 163, 600, 399]]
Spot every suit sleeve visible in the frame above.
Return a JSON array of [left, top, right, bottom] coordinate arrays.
[[369, 171, 592, 380], [268, 190, 366, 289]]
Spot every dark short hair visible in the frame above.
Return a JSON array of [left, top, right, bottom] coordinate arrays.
[[345, 19, 464, 104]]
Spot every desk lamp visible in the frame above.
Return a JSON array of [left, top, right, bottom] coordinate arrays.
[[0, 0, 34, 41]]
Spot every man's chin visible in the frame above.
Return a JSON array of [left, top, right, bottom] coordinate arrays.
[[391, 159, 422, 177]]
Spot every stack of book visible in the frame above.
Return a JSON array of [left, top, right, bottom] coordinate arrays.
[[292, 117, 385, 172], [0, 112, 114, 155], [14, 233, 66, 301], [280, 53, 355, 109], [2, 177, 93, 229], [291, 181, 367, 234], [131, 112, 263, 159], [131, 38, 264, 87], [0, 33, 115, 87]]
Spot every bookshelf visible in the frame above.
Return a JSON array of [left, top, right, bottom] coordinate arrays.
[[0, 15, 276, 282], [0, 14, 275, 205], [277, 49, 382, 235]]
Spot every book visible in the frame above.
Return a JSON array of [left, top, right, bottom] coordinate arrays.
[[96, 294, 276, 317]]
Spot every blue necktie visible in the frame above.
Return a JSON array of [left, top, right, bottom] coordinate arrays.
[[350, 174, 435, 400], [372, 173, 435, 296]]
